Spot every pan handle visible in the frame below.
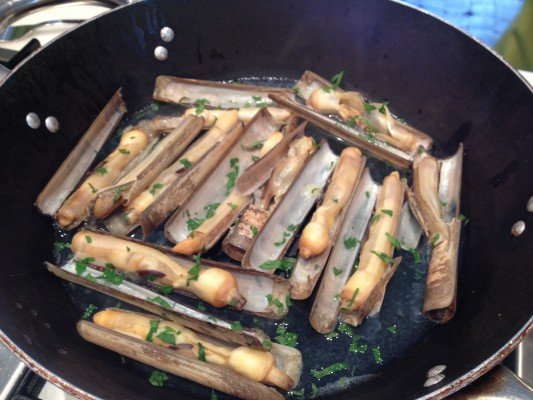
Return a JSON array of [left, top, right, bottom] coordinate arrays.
[[449, 365, 532, 399]]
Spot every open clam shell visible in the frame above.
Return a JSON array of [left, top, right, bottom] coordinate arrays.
[[154, 75, 295, 109], [309, 169, 379, 333], [241, 142, 338, 272], [36, 89, 127, 218]]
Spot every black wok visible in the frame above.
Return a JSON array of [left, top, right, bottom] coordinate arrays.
[[0, 0, 531, 399]]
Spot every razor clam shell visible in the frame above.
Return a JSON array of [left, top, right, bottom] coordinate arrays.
[[36, 89, 126, 216], [309, 169, 379, 333], [94, 115, 203, 220], [78, 321, 285, 400], [242, 142, 338, 272], [46, 261, 268, 349], [289, 157, 366, 300], [105, 122, 244, 236], [153, 76, 295, 109], [134, 115, 183, 135], [68, 229, 291, 319], [269, 93, 412, 169], [236, 122, 306, 196], [341, 257, 402, 327], [438, 143, 463, 222], [165, 109, 280, 246], [294, 70, 342, 100], [396, 202, 423, 251]]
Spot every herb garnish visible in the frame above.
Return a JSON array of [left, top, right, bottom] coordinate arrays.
[[372, 347, 383, 364], [149, 183, 165, 196], [229, 298, 238, 308], [378, 102, 389, 114], [326, 331, 339, 339], [96, 167, 107, 176], [458, 214, 469, 225], [337, 322, 354, 337], [54, 242, 71, 250], [311, 383, 319, 398], [113, 184, 128, 202], [266, 294, 285, 313], [226, 157, 240, 193], [250, 225, 258, 237], [342, 288, 359, 312], [259, 257, 296, 272], [343, 236, 359, 249], [274, 325, 298, 348], [431, 233, 441, 246], [371, 250, 394, 264], [85, 235, 92, 243], [75, 257, 94, 275], [370, 214, 381, 223], [147, 296, 172, 309], [211, 390, 218, 400], [349, 335, 368, 354], [385, 233, 402, 250], [194, 98, 210, 115], [227, 202, 238, 210], [230, 321, 243, 332], [157, 285, 173, 295], [197, 302, 207, 312], [241, 139, 266, 150], [387, 325, 398, 334], [118, 148, 130, 155], [310, 362, 350, 379], [363, 102, 376, 113], [197, 342, 206, 361], [157, 326, 181, 345], [82, 304, 97, 319], [251, 155, 259, 162], [365, 190, 370, 198], [87, 182, 98, 194], [381, 209, 393, 217], [148, 370, 168, 387], [97, 263, 124, 285], [186, 253, 201, 286], [179, 158, 193, 169], [323, 71, 344, 93], [146, 320, 160, 342], [333, 267, 343, 276], [408, 247, 422, 263], [262, 339, 272, 349]]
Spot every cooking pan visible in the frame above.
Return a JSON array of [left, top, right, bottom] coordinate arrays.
[[0, 0, 531, 399]]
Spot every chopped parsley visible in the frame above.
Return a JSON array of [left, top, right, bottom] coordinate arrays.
[[227, 202, 238, 210], [157, 326, 181, 345], [197, 342, 206, 361], [85, 235, 92, 244], [113, 184, 128, 202], [326, 331, 339, 339], [311, 382, 319, 397], [439, 200, 447, 207], [363, 102, 377, 113], [148, 370, 168, 387], [75, 257, 94, 275], [204, 203, 220, 219], [147, 296, 171, 309], [371, 250, 394, 264], [82, 304, 97, 319], [251, 154, 259, 162], [378, 102, 389, 114], [385, 233, 402, 250], [145, 320, 160, 342], [241, 139, 266, 150], [230, 321, 243, 332], [370, 214, 381, 223], [342, 287, 359, 312], [274, 325, 298, 348], [337, 322, 354, 337], [365, 190, 370, 198], [343, 236, 359, 249], [157, 285, 173, 295], [311, 362, 350, 379], [431, 233, 441, 246], [96, 167, 107, 176], [225, 157, 240, 193], [381, 209, 393, 217], [458, 214, 469, 225], [197, 302, 207, 312], [211, 390, 218, 400], [349, 335, 368, 354], [266, 294, 285, 313], [372, 347, 383, 364], [274, 231, 291, 246], [229, 298, 238, 308], [179, 158, 193, 169], [194, 98, 210, 115], [87, 182, 98, 194], [333, 267, 343, 276], [333, 198, 339, 203], [259, 257, 296, 272], [149, 183, 165, 196], [408, 247, 422, 263], [54, 242, 71, 250], [285, 294, 292, 308], [323, 71, 344, 93], [387, 325, 398, 334], [186, 253, 202, 286], [118, 148, 130, 155], [250, 225, 258, 237], [97, 263, 124, 285], [262, 339, 271, 349]]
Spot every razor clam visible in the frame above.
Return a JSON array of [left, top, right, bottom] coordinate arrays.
[[36, 89, 126, 221], [46, 261, 268, 349], [396, 202, 424, 251], [223, 127, 315, 261], [165, 109, 280, 253], [410, 145, 463, 323], [309, 169, 379, 333], [153, 76, 294, 109], [294, 71, 432, 154], [340, 171, 405, 326], [134, 115, 184, 135], [104, 111, 242, 235], [269, 93, 412, 169], [242, 142, 338, 273], [78, 321, 287, 400], [73, 229, 291, 319], [187, 107, 292, 128], [92, 115, 203, 220], [290, 148, 365, 300]]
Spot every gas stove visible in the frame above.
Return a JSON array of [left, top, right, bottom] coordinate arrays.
[[0, 1, 530, 399]]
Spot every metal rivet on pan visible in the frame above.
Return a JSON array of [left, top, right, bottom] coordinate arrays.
[[527, 196, 533, 212], [154, 46, 168, 61], [160, 27, 174, 42], [57, 348, 67, 355], [423, 373, 445, 387], [511, 221, 525, 237], [45, 116, 60, 133], [26, 112, 40, 129], [426, 365, 446, 378]]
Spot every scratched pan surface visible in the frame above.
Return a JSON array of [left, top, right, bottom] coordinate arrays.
[[0, 1, 531, 400]]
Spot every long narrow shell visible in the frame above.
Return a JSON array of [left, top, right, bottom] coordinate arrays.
[[36, 89, 126, 216], [269, 93, 412, 169], [78, 321, 285, 400], [309, 169, 379, 333], [93, 115, 203, 220], [46, 261, 268, 349], [242, 142, 338, 272], [290, 149, 365, 300], [165, 109, 280, 248], [187, 107, 292, 127], [154, 76, 294, 109]]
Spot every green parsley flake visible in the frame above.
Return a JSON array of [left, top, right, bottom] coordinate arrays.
[[75, 257, 94, 275], [229, 298, 238, 308], [85, 235, 92, 244], [274, 325, 298, 348], [311, 382, 318, 397], [97, 263, 124, 285], [157, 285, 173, 295], [431, 233, 441, 245], [145, 320, 160, 342], [230, 321, 243, 332], [349, 335, 368, 354], [54, 242, 71, 250], [149, 183, 165, 196], [241, 139, 266, 150], [148, 370, 168, 387], [259, 257, 296, 272], [337, 322, 354, 337], [147, 296, 172, 309], [250, 225, 258, 237], [458, 214, 469, 225], [333, 267, 343, 276], [385, 233, 402, 250], [387, 325, 398, 334], [371, 214, 381, 223], [311, 362, 350, 379], [180, 159, 193, 170], [266, 294, 285, 313], [342, 288, 359, 312], [197, 342, 206, 361], [381, 209, 393, 217], [371, 250, 394, 264], [326, 331, 339, 339], [227, 202, 238, 210], [408, 247, 422, 263], [226, 157, 240, 193], [194, 98, 210, 115], [112, 184, 128, 202], [87, 182, 98, 194], [197, 302, 207, 312], [343, 236, 359, 249], [186, 253, 202, 286], [96, 167, 107, 176], [262, 339, 271, 349], [372, 347, 383, 364], [363, 102, 377, 113], [82, 304, 97, 319], [378, 101, 389, 114], [211, 389, 218, 400], [365, 190, 370, 198], [156, 326, 181, 345], [118, 148, 130, 155]]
